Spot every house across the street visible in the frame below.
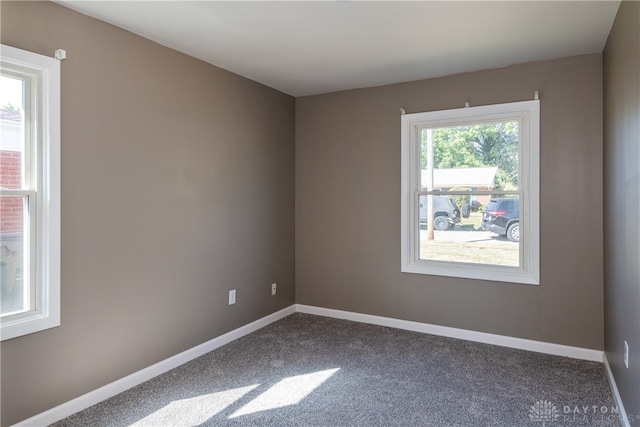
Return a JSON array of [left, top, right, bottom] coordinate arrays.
[[421, 167, 498, 206]]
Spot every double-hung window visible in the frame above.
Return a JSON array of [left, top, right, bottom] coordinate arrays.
[[401, 100, 539, 284], [1, 44, 61, 340]]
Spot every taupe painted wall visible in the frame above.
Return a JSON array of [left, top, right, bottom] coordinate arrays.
[[604, 0, 640, 420], [0, 1, 618, 425], [0, 2, 295, 425], [296, 55, 604, 349]]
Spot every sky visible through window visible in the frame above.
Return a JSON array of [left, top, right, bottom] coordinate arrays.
[[0, 75, 23, 110]]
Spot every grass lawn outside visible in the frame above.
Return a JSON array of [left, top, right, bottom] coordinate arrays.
[[420, 239, 519, 266]]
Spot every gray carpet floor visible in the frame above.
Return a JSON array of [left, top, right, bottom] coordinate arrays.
[[52, 313, 620, 426]]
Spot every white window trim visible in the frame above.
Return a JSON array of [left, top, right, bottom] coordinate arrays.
[[1, 44, 61, 340], [401, 100, 540, 285]]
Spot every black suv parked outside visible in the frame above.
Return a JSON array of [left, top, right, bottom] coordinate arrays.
[[419, 196, 461, 231], [481, 197, 519, 242]]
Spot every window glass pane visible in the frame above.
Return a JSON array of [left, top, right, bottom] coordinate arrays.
[[1, 196, 27, 316], [418, 194, 520, 267], [417, 121, 521, 267], [1, 75, 28, 316], [420, 121, 520, 192], [0, 74, 25, 189]]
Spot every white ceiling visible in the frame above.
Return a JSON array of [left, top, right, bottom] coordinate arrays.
[[56, 1, 620, 97]]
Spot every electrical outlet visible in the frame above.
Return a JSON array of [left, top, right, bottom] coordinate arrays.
[[271, 283, 277, 296], [229, 289, 236, 305], [624, 341, 629, 368]]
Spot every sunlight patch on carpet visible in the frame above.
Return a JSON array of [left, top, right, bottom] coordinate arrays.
[[131, 384, 259, 426], [229, 368, 340, 418]]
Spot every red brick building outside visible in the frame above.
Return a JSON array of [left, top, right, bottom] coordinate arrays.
[[1, 108, 24, 235]]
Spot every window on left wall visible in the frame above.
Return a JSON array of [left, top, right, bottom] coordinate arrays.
[[1, 44, 61, 341]]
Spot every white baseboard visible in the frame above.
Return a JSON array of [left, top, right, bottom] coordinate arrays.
[[603, 353, 631, 427], [295, 304, 604, 362], [13, 305, 296, 427]]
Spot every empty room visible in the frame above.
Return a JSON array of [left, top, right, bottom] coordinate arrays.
[[0, 1, 638, 426]]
